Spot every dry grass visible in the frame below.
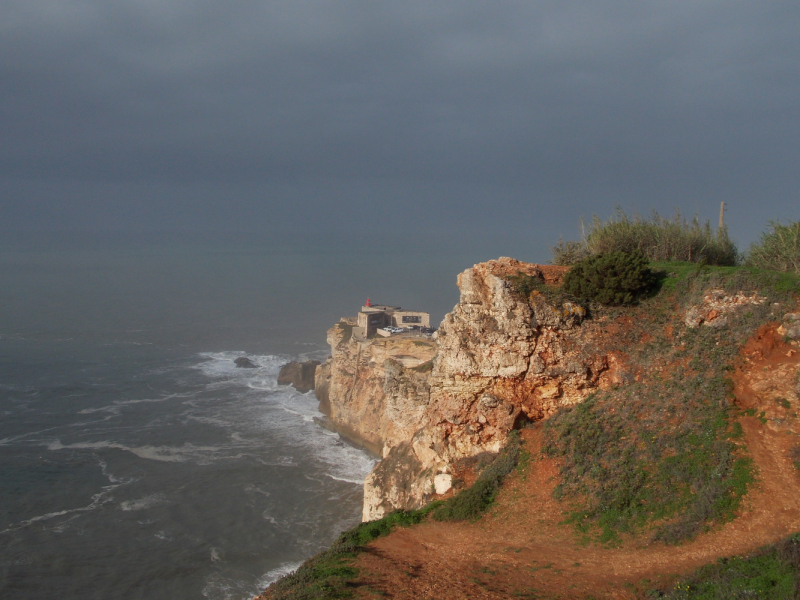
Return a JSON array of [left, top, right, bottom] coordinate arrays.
[[746, 220, 800, 274], [552, 208, 738, 266]]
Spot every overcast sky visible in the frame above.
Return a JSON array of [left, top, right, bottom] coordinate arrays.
[[2, 1, 798, 249]]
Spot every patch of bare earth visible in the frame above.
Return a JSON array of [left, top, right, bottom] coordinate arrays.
[[350, 324, 800, 599]]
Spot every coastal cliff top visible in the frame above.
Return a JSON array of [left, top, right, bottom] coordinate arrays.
[[480, 256, 568, 284]]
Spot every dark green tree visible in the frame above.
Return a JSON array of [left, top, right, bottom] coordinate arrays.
[[562, 251, 655, 305]]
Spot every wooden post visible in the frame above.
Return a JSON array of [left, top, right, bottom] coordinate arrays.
[[718, 202, 726, 231]]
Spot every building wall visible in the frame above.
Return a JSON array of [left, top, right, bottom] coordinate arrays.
[[392, 311, 430, 328], [358, 311, 391, 338]]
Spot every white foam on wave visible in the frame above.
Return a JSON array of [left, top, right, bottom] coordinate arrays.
[[120, 493, 166, 512], [196, 351, 284, 379], [264, 391, 378, 485], [77, 392, 193, 415], [202, 560, 304, 600], [78, 406, 121, 415], [256, 562, 304, 588], [1, 457, 130, 535], [47, 440, 227, 463]]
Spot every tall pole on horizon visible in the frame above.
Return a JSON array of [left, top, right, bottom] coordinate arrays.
[[719, 202, 726, 232]]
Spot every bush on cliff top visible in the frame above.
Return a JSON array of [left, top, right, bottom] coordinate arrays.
[[562, 250, 656, 305], [552, 208, 738, 266]]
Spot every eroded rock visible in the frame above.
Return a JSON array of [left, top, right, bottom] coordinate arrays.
[[277, 360, 320, 393], [234, 357, 258, 369], [684, 288, 767, 328]]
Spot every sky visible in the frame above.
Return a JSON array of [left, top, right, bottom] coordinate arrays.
[[2, 1, 799, 252]]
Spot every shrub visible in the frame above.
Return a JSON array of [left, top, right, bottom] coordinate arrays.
[[263, 507, 438, 599], [562, 251, 655, 305], [652, 534, 800, 599], [552, 208, 738, 266], [746, 220, 800, 274]]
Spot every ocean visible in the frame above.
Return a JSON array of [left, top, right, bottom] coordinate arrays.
[[0, 230, 541, 599]]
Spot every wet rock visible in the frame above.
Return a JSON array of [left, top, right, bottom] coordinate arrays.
[[277, 360, 320, 393], [234, 357, 258, 369]]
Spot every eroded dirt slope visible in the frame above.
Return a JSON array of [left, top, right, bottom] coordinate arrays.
[[350, 324, 800, 600]]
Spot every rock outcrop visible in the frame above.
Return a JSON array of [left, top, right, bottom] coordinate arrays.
[[277, 360, 320, 393], [315, 257, 617, 521], [314, 321, 436, 455], [235, 356, 258, 369], [362, 258, 610, 520], [684, 288, 767, 328], [779, 312, 800, 340]]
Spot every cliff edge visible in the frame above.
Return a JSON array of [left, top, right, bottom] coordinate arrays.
[[316, 257, 617, 521]]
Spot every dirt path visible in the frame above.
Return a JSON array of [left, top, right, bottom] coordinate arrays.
[[351, 327, 800, 599]]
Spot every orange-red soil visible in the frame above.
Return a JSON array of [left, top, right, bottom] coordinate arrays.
[[350, 325, 800, 599]]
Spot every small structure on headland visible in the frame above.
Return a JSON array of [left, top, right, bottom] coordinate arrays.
[[356, 301, 431, 339]]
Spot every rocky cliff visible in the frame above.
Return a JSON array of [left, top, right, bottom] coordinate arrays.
[[315, 320, 437, 456], [316, 257, 618, 521]]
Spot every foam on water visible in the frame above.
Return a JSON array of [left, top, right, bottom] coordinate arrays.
[[2, 347, 373, 599], [1, 457, 130, 534], [47, 440, 231, 463], [192, 351, 377, 483], [120, 493, 167, 511], [255, 562, 304, 588]]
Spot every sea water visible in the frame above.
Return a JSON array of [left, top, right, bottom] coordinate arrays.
[[0, 230, 537, 599], [0, 340, 374, 599]]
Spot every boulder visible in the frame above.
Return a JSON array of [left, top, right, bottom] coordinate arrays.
[[277, 360, 320, 393], [234, 357, 258, 369]]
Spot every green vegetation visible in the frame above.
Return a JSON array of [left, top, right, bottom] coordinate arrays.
[[552, 209, 738, 266], [543, 262, 800, 544], [746, 220, 800, 275], [264, 507, 439, 599], [650, 534, 800, 599], [791, 445, 800, 471], [562, 251, 655, 305], [433, 431, 521, 521], [265, 437, 522, 598]]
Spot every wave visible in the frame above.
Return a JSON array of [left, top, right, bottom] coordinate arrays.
[[1, 457, 130, 535], [47, 440, 228, 463], [119, 493, 167, 511], [255, 561, 304, 588], [77, 392, 194, 415]]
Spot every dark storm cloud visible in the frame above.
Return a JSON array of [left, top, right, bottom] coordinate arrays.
[[2, 1, 799, 240]]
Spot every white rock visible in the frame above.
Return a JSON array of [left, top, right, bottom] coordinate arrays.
[[434, 473, 453, 495]]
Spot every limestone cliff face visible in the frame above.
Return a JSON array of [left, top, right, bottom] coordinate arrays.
[[315, 321, 436, 456], [317, 257, 613, 521]]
